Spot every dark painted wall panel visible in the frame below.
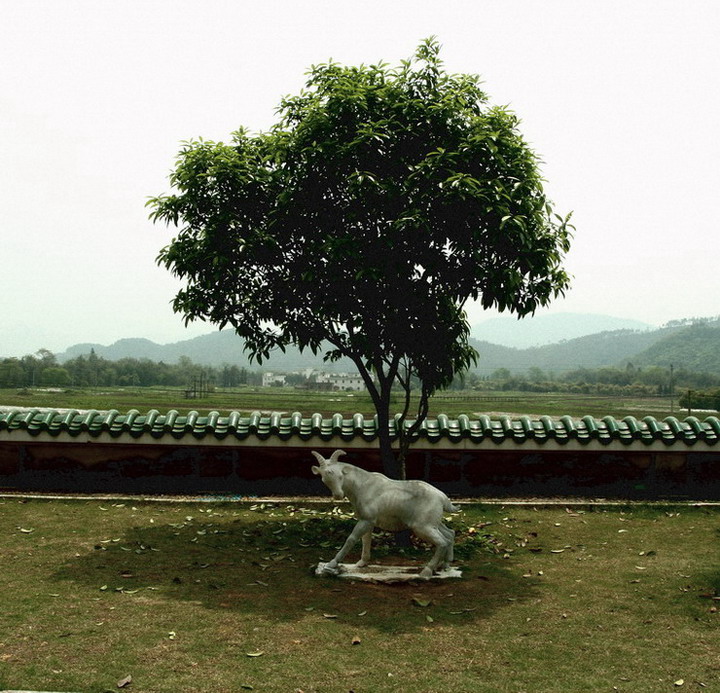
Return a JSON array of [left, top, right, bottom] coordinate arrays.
[[1, 440, 720, 499]]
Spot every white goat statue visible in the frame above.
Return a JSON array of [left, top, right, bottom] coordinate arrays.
[[311, 449, 458, 578]]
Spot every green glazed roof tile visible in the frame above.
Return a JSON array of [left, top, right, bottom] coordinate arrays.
[[1, 408, 720, 447]]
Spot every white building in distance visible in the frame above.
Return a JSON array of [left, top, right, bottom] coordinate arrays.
[[262, 372, 287, 387], [261, 370, 366, 391], [313, 372, 365, 391]]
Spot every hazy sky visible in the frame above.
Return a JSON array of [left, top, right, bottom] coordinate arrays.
[[2, 1, 718, 357]]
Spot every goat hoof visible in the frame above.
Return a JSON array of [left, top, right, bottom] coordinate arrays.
[[419, 567, 433, 579], [322, 563, 341, 576]]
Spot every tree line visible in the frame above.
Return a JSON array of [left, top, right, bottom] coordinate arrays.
[[458, 364, 720, 399], [0, 349, 259, 389]]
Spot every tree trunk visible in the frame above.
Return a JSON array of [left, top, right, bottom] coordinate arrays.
[[376, 405, 402, 479]]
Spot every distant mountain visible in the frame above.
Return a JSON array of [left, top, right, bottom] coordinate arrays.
[[56, 318, 720, 376], [58, 327, 670, 375], [62, 338, 167, 362], [629, 322, 720, 373], [58, 331, 357, 372], [469, 327, 679, 375], [472, 312, 653, 349]]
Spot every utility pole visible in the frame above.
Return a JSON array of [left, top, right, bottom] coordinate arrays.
[[669, 363, 674, 414]]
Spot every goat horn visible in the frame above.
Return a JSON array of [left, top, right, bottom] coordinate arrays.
[[311, 451, 327, 465], [329, 449, 346, 463]]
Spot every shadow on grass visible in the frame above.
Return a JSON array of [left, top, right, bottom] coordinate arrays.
[[696, 528, 720, 597], [53, 510, 538, 634]]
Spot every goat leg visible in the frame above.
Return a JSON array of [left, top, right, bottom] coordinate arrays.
[[324, 519, 374, 574]]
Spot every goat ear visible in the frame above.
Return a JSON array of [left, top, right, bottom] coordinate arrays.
[[311, 465, 321, 476], [311, 451, 326, 465], [329, 449, 346, 463]]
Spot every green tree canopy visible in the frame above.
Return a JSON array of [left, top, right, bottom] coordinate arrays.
[[150, 38, 572, 477]]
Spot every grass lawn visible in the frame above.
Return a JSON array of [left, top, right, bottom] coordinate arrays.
[[1, 499, 718, 692], [1, 386, 688, 420]]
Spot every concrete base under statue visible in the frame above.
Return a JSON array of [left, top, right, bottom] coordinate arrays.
[[315, 562, 462, 582]]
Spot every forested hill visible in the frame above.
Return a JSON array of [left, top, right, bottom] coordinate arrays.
[[629, 323, 720, 373], [470, 327, 679, 375], [55, 319, 720, 376], [471, 313, 652, 348]]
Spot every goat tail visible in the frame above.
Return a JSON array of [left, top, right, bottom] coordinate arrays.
[[443, 496, 460, 514]]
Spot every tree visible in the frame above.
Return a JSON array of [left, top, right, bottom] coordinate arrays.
[[0, 359, 24, 388], [39, 367, 70, 387], [149, 38, 572, 478]]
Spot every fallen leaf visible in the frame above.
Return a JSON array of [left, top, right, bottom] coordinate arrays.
[[117, 674, 132, 688], [323, 613, 338, 619], [412, 598, 432, 607], [357, 610, 367, 616], [674, 680, 684, 687], [351, 636, 361, 645], [425, 615, 434, 623], [19, 527, 34, 533], [246, 650, 264, 657]]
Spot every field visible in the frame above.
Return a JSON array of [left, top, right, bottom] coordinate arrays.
[[0, 498, 718, 692], [0, 386, 692, 420]]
